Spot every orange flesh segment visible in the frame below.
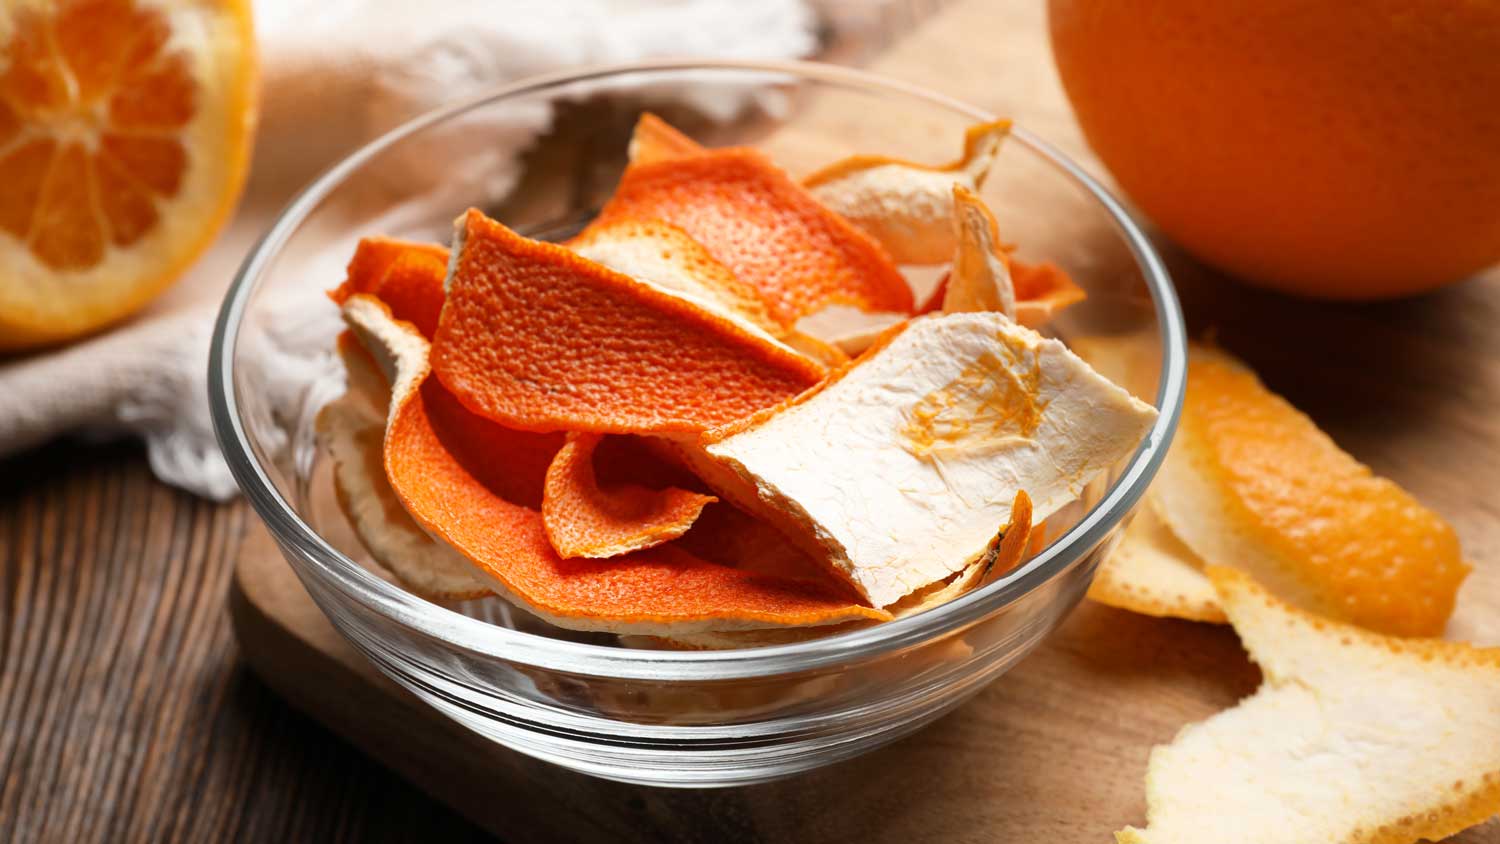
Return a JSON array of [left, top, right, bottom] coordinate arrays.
[[432, 209, 826, 434], [1180, 352, 1468, 636], [0, 0, 194, 270], [384, 374, 886, 630], [587, 147, 913, 326], [628, 112, 704, 164], [543, 433, 717, 559]]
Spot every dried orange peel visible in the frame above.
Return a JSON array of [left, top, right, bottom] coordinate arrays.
[[674, 312, 1156, 607], [330, 236, 449, 338], [802, 120, 1010, 265], [888, 491, 1033, 618], [316, 335, 494, 601], [943, 185, 1018, 318], [586, 146, 913, 325], [627, 111, 703, 165], [432, 209, 826, 435], [342, 292, 886, 634], [0, 0, 258, 351], [543, 432, 717, 559], [1088, 494, 1226, 624], [1152, 344, 1469, 637], [1117, 567, 1500, 844], [568, 216, 844, 368]]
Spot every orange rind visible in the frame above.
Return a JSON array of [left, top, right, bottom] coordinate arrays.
[[432, 209, 826, 436], [1087, 494, 1226, 624], [569, 216, 846, 369], [1010, 259, 1087, 328], [676, 312, 1156, 607], [626, 112, 703, 164], [340, 292, 887, 634], [316, 336, 494, 601], [586, 146, 913, 326], [888, 491, 1033, 618], [944, 185, 1017, 319], [1117, 567, 1500, 844], [802, 120, 1010, 265], [330, 236, 449, 338], [0, 0, 258, 351], [1153, 344, 1469, 637], [543, 432, 717, 559]]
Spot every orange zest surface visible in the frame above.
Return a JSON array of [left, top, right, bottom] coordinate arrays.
[[330, 237, 449, 339], [627, 112, 703, 164], [0, 0, 257, 350], [432, 209, 826, 435], [586, 147, 913, 325], [1162, 346, 1469, 636], [543, 433, 717, 559], [384, 371, 887, 632]]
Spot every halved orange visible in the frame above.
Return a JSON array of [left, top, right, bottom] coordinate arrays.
[[0, 0, 258, 350], [432, 209, 826, 435], [586, 147, 913, 326], [542, 432, 717, 559]]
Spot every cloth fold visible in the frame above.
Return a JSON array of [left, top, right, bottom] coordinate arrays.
[[0, 0, 816, 500]]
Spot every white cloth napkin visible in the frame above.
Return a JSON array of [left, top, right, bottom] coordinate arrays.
[[0, 0, 815, 500]]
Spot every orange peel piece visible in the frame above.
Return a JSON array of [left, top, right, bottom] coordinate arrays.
[[1154, 344, 1469, 637], [918, 258, 1086, 329], [342, 293, 886, 634], [587, 147, 913, 326], [1088, 494, 1227, 624], [802, 120, 1010, 265], [944, 185, 1018, 319], [627, 112, 704, 164], [432, 209, 825, 435], [543, 432, 717, 559], [1011, 259, 1087, 329], [316, 335, 494, 601], [887, 490, 1033, 618], [1117, 567, 1500, 844], [331, 237, 449, 338], [569, 216, 847, 369]]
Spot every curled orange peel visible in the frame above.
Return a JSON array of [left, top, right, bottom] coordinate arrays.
[[627, 112, 704, 164], [340, 291, 885, 633], [918, 258, 1086, 329], [543, 432, 717, 559], [431, 209, 826, 435], [802, 120, 1010, 265], [586, 146, 913, 326]]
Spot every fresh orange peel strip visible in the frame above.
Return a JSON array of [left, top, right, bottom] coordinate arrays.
[[543, 432, 717, 559], [1154, 344, 1469, 637], [432, 209, 825, 435], [330, 236, 450, 337], [586, 146, 913, 326]]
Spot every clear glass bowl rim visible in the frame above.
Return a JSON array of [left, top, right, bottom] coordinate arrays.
[[209, 58, 1187, 682]]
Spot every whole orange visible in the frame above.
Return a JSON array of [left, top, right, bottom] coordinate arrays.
[[1048, 0, 1500, 299]]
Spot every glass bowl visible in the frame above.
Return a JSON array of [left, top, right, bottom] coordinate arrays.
[[210, 60, 1186, 787]]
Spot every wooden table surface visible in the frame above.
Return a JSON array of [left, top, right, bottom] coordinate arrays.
[[5, 2, 1499, 842], [0, 5, 941, 843]]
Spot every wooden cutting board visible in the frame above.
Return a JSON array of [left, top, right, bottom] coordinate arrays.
[[230, 1, 1500, 840]]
